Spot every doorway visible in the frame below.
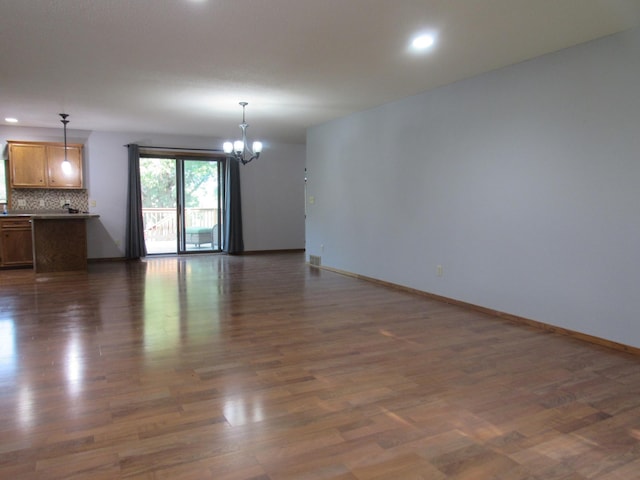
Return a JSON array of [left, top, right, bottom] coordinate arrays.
[[140, 155, 224, 254]]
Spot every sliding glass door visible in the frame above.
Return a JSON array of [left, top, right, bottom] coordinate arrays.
[[140, 155, 224, 254]]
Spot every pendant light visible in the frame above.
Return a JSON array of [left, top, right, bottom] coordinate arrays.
[[59, 113, 72, 174]]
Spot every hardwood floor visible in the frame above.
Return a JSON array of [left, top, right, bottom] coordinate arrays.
[[1, 252, 639, 479]]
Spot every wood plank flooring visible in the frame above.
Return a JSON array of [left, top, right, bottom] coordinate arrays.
[[1, 252, 639, 479]]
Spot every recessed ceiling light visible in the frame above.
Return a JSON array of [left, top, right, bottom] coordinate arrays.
[[5, 117, 18, 123], [411, 33, 436, 51]]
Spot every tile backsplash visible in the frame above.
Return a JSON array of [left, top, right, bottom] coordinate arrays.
[[10, 188, 88, 212]]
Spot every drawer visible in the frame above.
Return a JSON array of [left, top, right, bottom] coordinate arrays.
[[0, 218, 32, 230]]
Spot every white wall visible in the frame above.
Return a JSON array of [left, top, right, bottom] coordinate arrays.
[[306, 28, 640, 348], [2, 128, 305, 258]]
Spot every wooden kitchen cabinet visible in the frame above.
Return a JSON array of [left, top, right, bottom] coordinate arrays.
[[0, 217, 33, 267], [8, 143, 47, 187], [8, 141, 83, 189], [46, 144, 83, 188]]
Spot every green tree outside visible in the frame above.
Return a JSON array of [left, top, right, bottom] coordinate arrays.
[[140, 157, 220, 208]]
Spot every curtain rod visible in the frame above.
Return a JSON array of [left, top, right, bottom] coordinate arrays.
[[123, 144, 223, 152]]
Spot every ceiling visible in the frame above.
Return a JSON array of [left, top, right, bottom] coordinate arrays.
[[1, 0, 639, 145]]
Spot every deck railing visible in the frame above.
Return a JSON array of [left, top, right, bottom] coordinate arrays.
[[143, 208, 219, 241]]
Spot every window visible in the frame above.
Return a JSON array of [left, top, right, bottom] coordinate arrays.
[[0, 160, 7, 205]]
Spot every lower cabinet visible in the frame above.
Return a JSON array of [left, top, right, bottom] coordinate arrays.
[[0, 217, 34, 267]]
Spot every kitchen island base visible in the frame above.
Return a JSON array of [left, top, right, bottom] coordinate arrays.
[[32, 217, 89, 273]]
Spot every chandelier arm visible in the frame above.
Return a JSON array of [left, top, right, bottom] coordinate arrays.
[[241, 123, 248, 152], [240, 123, 257, 158]]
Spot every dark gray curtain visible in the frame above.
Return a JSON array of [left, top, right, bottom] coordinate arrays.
[[125, 144, 147, 259], [224, 158, 244, 254]]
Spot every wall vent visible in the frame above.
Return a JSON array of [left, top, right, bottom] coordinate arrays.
[[309, 255, 321, 267]]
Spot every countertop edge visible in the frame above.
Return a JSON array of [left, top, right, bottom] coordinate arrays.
[[2, 213, 100, 219]]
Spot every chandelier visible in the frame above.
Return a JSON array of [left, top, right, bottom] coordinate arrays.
[[223, 102, 263, 165]]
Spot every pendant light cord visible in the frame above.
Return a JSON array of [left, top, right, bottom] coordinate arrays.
[[59, 113, 69, 162]]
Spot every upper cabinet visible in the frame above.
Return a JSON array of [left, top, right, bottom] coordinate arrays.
[[45, 144, 83, 188], [8, 143, 47, 187], [8, 141, 84, 189]]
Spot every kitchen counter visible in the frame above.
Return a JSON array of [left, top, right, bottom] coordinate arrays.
[[4, 212, 100, 273], [3, 212, 98, 219], [31, 213, 99, 220]]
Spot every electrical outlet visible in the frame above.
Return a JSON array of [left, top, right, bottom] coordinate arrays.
[[17, 199, 26, 207], [90, 199, 97, 207], [39, 199, 45, 207], [437, 265, 443, 277]]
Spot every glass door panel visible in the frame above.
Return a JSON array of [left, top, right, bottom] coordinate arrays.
[[180, 159, 222, 253], [141, 157, 177, 254]]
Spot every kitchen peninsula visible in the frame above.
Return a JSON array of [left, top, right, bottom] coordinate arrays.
[[31, 213, 98, 273], [0, 213, 99, 273]]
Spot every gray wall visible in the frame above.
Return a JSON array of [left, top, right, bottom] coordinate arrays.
[[306, 28, 640, 348], [1, 127, 306, 258]]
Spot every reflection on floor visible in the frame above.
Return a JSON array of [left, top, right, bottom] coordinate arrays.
[[145, 239, 220, 254]]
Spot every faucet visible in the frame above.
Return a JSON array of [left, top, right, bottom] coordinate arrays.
[[62, 203, 79, 213]]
